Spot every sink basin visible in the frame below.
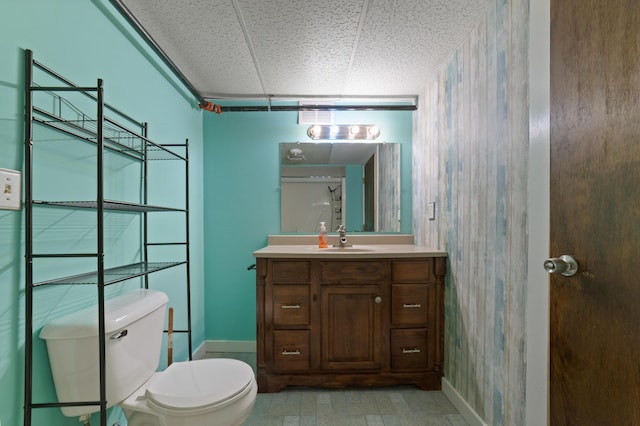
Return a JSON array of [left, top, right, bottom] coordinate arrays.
[[315, 246, 376, 253]]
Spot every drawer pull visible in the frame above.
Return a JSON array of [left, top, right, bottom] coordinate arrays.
[[403, 303, 422, 308], [282, 349, 301, 356], [402, 347, 421, 354], [281, 304, 301, 309]]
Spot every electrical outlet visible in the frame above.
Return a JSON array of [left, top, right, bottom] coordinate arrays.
[[0, 168, 22, 210]]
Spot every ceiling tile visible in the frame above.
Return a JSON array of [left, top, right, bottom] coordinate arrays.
[[121, 0, 263, 97]]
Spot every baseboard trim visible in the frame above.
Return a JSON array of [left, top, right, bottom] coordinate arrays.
[[442, 378, 488, 426], [202, 340, 257, 354], [192, 341, 207, 360]]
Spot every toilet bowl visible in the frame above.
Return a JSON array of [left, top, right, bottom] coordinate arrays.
[[122, 358, 257, 426]]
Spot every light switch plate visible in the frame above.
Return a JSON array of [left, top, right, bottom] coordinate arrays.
[[0, 168, 22, 210], [428, 202, 436, 220]]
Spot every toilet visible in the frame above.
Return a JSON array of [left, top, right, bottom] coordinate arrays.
[[40, 289, 257, 426]]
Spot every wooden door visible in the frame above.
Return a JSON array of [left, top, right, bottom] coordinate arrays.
[[550, 0, 640, 423], [321, 285, 382, 371], [364, 154, 375, 231]]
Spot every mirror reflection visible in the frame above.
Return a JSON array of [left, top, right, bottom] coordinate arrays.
[[280, 142, 400, 233]]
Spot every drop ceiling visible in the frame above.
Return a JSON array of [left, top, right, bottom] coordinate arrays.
[[115, 0, 491, 102], [280, 142, 378, 165]]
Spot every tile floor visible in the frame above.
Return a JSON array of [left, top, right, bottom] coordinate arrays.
[[204, 352, 468, 426]]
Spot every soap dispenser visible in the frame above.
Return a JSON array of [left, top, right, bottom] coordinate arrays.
[[318, 222, 328, 248]]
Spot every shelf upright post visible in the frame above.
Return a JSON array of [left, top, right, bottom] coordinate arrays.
[[143, 123, 149, 289], [96, 78, 108, 426], [23, 48, 34, 426], [184, 139, 193, 359]]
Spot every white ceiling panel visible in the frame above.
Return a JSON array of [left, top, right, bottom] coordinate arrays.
[[280, 142, 377, 165], [117, 0, 491, 100], [120, 0, 264, 97], [238, 0, 365, 96]]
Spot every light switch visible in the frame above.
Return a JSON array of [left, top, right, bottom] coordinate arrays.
[[0, 168, 22, 210]]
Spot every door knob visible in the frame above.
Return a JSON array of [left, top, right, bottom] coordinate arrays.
[[544, 255, 578, 276], [374, 296, 382, 304]]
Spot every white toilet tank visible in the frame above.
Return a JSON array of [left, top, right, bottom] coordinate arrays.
[[40, 289, 169, 417]]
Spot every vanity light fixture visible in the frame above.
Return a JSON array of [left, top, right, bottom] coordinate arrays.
[[307, 124, 381, 140], [311, 124, 322, 136]]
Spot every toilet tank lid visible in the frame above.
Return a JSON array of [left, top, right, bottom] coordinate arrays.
[[40, 289, 169, 340]]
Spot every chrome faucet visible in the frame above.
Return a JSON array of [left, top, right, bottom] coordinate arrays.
[[336, 225, 349, 248]]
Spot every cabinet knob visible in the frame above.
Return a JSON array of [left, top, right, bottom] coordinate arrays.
[[374, 296, 382, 304]]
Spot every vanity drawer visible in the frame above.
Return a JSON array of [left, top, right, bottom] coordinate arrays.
[[320, 261, 384, 284], [271, 261, 311, 284], [391, 328, 429, 370], [391, 259, 434, 283], [273, 330, 310, 371], [272, 286, 310, 326], [392, 284, 429, 326]]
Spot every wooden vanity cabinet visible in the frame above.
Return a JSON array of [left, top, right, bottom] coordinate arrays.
[[255, 256, 445, 393]]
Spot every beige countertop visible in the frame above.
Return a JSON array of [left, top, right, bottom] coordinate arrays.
[[253, 235, 447, 259]]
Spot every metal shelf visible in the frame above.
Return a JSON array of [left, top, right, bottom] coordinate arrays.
[[32, 91, 185, 162], [33, 261, 187, 287], [33, 199, 186, 213]]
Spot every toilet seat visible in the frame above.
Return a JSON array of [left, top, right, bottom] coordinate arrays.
[[145, 358, 255, 412]]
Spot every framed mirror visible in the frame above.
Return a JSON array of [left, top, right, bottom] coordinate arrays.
[[280, 142, 400, 233]]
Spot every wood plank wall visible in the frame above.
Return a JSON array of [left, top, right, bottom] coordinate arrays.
[[412, 0, 529, 424], [378, 143, 401, 232]]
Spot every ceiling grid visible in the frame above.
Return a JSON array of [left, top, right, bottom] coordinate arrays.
[[117, 0, 492, 100]]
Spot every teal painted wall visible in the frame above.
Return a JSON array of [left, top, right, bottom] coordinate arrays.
[[345, 164, 364, 231], [0, 1, 205, 425], [202, 104, 412, 341]]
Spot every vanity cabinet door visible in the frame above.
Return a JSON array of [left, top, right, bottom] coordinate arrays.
[[320, 285, 384, 371]]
